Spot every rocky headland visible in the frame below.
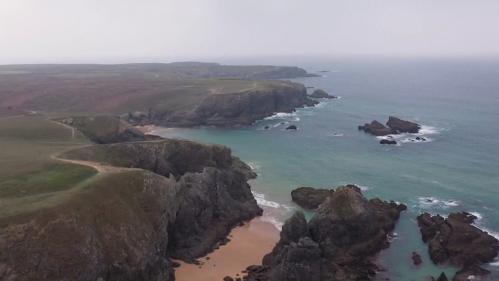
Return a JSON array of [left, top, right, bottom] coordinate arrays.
[[241, 185, 407, 281], [126, 81, 318, 127], [417, 212, 499, 281], [0, 119, 262, 281], [0, 64, 318, 128]]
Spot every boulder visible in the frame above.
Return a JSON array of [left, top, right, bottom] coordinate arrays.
[[435, 272, 449, 281], [291, 187, 334, 209], [380, 139, 397, 145], [309, 89, 336, 99], [411, 252, 422, 266], [386, 116, 420, 133], [417, 212, 499, 280], [358, 120, 392, 136]]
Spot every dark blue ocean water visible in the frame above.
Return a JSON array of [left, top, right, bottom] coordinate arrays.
[[156, 58, 499, 280]]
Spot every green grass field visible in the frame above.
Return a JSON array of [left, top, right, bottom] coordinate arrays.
[[0, 115, 99, 218]]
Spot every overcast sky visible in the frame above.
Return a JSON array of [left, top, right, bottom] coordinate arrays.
[[1, 0, 499, 64]]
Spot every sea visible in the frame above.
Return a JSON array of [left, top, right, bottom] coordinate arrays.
[[155, 57, 499, 281]]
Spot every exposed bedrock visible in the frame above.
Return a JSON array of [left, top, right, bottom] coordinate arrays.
[[417, 212, 499, 281], [308, 89, 337, 99], [145, 82, 318, 127], [0, 139, 262, 281], [386, 116, 420, 133], [291, 186, 334, 209], [358, 120, 393, 136], [359, 116, 421, 136], [244, 185, 407, 281]]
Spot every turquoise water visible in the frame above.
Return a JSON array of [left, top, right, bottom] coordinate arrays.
[[156, 58, 499, 280]]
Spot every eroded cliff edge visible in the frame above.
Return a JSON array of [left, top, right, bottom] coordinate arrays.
[[0, 139, 262, 281], [126, 81, 318, 127]]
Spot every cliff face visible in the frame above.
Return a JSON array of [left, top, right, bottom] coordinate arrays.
[[142, 82, 318, 127], [0, 170, 177, 281], [0, 139, 262, 281]]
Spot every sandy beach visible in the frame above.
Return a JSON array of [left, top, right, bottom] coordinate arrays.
[[135, 124, 158, 134], [174, 218, 280, 281]]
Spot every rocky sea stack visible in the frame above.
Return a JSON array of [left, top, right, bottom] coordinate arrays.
[[417, 212, 499, 281], [308, 89, 336, 99], [359, 116, 421, 137], [243, 185, 407, 281]]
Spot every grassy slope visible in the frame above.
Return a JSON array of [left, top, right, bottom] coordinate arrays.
[[0, 67, 301, 115], [0, 115, 99, 218]]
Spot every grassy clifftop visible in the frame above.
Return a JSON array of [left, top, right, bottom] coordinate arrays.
[[0, 114, 262, 281], [0, 64, 316, 127], [0, 116, 97, 218]]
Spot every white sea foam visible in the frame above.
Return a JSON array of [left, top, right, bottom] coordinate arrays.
[[264, 112, 300, 122], [470, 211, 483, 221], [247, 162, 261, 171], [469, 212, 499, 240], [261, 215, 284, 230], [253, 192, 281, 209], [417, 196, 459, 208], [327, 132, 344, 137], [376, 125, 440, 145], [417, 125, 440, 135], [251, 191, 294, 230], [356, 185, 371, 191]]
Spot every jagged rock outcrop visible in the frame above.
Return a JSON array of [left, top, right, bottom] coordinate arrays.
[[0, 139, 262, 281], [386, 116, 420, 133], [244, 186, 407, 281], [131, 82, 318, 127], [433, 273, 449, 281], [359, 116, 421, 137], [358, 120, 393, 136], [309, 89, 336, 99], [55, 115, 160, 144], [411, 251, 422, 266], [380, 139, 397, 145], [417, 212, 499, 281], [291, 187, 334, 209]]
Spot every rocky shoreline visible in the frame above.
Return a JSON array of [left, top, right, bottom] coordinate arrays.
[[237, 185, 407, 281], [125, 81, 318, 127], [417, 212, 499, 281]]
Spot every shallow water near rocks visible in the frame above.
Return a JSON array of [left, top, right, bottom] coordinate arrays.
[[155, 58, 499, 281]]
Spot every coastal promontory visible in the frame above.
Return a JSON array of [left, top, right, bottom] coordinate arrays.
[[0, 116, 262, 281]]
